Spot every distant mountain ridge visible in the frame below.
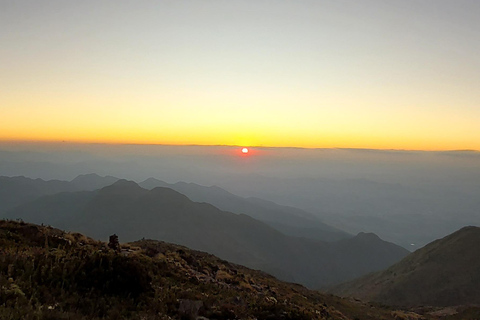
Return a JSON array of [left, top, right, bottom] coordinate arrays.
[[139, 177, 350, 242], [6, 179, 409, 289], [0, 176, 78, 213], [0, 174, 350, 243], [0, 174, 118, 213], [70, 173, 119, 190], [329, 226, 480, 307]]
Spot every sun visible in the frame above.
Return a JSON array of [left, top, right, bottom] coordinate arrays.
[[241, 147, 249, 154]]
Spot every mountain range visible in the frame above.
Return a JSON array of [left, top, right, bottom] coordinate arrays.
[[5, 178, 408, 288], [2, 173, 479, 315], [0, 175, 78, 213], [1, 174, 348, 243], [139, 177, 350, 242]]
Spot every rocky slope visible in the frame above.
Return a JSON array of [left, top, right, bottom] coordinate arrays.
[[0, 220, 450, 320]]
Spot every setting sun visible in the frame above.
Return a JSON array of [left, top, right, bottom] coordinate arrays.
[[1, 2, 480, 317]]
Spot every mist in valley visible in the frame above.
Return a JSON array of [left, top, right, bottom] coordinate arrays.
[[1, 142, 478, 250]]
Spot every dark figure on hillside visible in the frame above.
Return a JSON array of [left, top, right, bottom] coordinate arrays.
[[108, 234, 120, 252]]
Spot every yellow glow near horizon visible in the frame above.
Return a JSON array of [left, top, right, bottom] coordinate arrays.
[[1, 88, 479, 151], [1, 1, 479, 151]]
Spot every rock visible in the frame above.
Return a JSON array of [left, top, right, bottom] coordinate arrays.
[[108, 234, 120, 252]]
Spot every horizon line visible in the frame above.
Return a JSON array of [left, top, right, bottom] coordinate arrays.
[[0, 139, 479, 153]]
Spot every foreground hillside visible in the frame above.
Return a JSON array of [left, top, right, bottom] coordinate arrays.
[[330, 226, 480, 307], [0, 220, 423, 320], [6, 180, 408, 288]]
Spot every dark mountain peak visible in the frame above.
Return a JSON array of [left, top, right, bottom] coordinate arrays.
[[98, 179, 146, 196], [70, 173, 120, 191], [354, 232, 381, 241], [453, 225, 480, 234], [441, 225, 480, 243], [109, 179, 141, 188], [72, 172, 119, 181], [138, 177, 170, 189], [415, 225, 480, 261], [71, 173, 102, 180]]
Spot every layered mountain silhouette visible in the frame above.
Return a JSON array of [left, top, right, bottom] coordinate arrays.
[[6, 179, 408, 288], [70, 173, 120, 190], [139, 177, 350, 242], [0, 174, 118, 214], [329, 226, 480, 307], [0, 176, 78, 213], [1, 175, 348, 242], [2, 220, 441, 320]]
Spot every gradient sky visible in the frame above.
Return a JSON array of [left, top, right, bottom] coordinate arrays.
[[1, 0, 479, 150]]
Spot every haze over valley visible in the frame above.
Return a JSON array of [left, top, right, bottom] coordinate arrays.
[[1, 0, 480, 318], [1, 143, 478, 250]]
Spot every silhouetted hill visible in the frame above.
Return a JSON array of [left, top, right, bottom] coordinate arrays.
[[7, 181, 408, 289], [139, 178, 350, 242], [70, 173, 119, 190], [328, 232, 411, 282], [0, 176, 78, 213], [1, 175, 349, 243], [329, 226, 480, 307], [1, 219, 439, 320]]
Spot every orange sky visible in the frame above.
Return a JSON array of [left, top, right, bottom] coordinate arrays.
[[1, 1, 479, 151]]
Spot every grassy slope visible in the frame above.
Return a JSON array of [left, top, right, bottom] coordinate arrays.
[[0, 219, 427, 320], [330, 226, 480, 307]]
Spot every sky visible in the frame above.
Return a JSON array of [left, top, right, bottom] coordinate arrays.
[[1, 0, 479, 150]]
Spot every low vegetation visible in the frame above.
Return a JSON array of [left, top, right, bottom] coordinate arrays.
[[0, 220, 477, 319], [329, 226, 480, 308]]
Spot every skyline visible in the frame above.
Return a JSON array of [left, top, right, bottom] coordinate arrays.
[[1, 1, 479, 150], [1, 140, 480, 153]]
